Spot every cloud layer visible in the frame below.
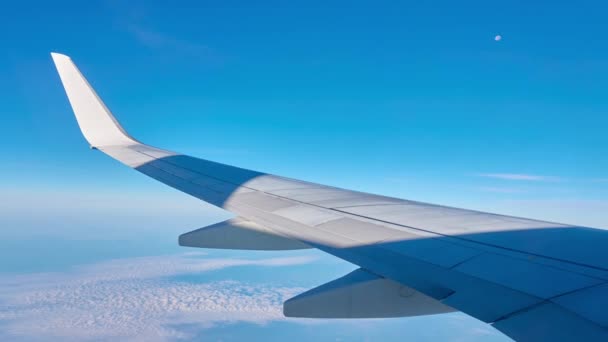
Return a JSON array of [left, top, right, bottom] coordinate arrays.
[[0, 253, 314, 341]]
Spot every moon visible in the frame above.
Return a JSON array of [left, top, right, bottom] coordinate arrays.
[[494, 35, 502, 42]]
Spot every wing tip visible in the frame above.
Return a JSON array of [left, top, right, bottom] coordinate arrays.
[[50, 52, 138, 147], [50, 52, 71, 62]]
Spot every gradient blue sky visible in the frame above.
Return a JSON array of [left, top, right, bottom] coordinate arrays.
[[1, 0, 607, 341]]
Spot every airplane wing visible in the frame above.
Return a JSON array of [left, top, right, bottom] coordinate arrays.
[[51, 53, 608, 341]]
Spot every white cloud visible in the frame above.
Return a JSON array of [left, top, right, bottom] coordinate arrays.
[[0, 253, 315, 341], [127, 24, 214, 57], [104, 1, 221, 63], [479, 187, 524, 194], [477, 173, 560, 181]]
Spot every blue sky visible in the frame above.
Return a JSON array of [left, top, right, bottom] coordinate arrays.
[[2, 0, 608, 225], [0, 0, 607, 340]]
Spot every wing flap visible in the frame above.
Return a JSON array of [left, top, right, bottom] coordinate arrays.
[[492, 302, 608, 341], [284, 268, 454, 318], [178, 217, 310, 250], [452, 252, 601, 299], [337, 204, 608, 272]]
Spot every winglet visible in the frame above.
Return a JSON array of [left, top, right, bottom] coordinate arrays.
[[51, 52, 137, 147]]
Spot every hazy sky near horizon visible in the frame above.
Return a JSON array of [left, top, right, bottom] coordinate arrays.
[[1, 0, 607, 340]]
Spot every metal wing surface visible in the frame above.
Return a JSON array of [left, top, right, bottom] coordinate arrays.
[[52, 53, 608, 341]]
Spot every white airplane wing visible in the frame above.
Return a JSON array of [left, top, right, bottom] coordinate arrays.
[[51, 53, 608, 341]]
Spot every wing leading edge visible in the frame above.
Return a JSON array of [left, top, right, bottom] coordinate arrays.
[[51, 53, 608, 341]]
